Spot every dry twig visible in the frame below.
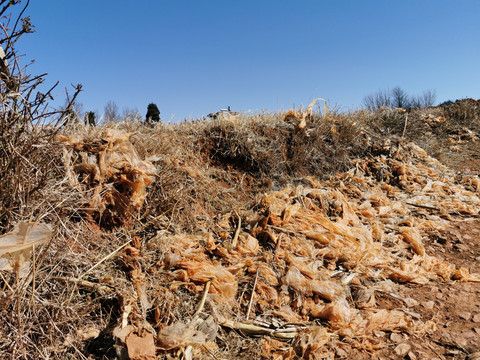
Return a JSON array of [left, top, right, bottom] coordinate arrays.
[[231, 210, 241, 249], [246, 268, 259, 320], [78, 239, 132, 279], [192, 278, 213, 318], [53, 276, 115, 296]]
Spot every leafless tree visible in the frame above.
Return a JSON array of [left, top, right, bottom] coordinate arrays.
[[390, 86, 410, 109], [363, 87, 437, 110], [122, 106, 140, 120], [363, 88, 393, 110], [363, 89, 392, 111], [104, 100, 119, 121], [420, 90, 437, 107], [0, 0, 82, 229]]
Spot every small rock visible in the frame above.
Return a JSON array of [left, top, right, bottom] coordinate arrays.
[[394, 343, 411, 357], [459, 312, 472, 321], [374, 330, 385, 337], [423, 300, 435, 310], [476, 256, 480, 262], [390, 333, 404, 343], [463, 234, 473, 241], [407, 351, 417, 360], [473, 327, 480, 335], [436, 292, 444, 299], [473, 314, 480, 323]]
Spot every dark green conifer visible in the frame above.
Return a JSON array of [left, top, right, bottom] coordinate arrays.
[[85, 111, 96, 126], [146, 103, 160, 123]]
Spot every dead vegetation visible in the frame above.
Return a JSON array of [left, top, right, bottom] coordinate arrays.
[[2, 3, 480, 359], [0, 0, 81, 233], [1, 95, 480, 359]]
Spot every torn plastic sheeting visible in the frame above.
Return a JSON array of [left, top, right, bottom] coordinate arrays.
[[153, 140, 480, 350], [399, 227, 425, 256], [165, 236, 238, 303], [262, 338, 297, 360], [304, 298, 356, 329], [361, 309, 414, 335], [0, 222, 52, 277], [157, 322, 207, 350], [58, 129, 156, 224], [298, 326, 330, 359], [171, 259, 237, 303], [235, 232, 260, 256], [283, 266, 343, 301], [256, 262, 280, 286]]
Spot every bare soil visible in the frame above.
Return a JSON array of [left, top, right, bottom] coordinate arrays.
[[335, 218, 480, 359], [396, 156, 480, 360]]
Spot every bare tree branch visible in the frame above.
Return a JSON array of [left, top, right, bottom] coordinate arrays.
[[0, 1, 82, 229]]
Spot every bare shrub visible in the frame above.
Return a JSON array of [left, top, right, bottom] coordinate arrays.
[[363, 87, 437, 110], [0, 0, 81, 231]]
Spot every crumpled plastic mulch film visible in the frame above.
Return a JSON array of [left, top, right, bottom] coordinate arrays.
[[0, 222, 52, 277], [158, 140, 480, 353], [58, 129, 156, 225]]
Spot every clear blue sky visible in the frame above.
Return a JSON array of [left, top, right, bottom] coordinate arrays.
[[15, 0, 480, 122]]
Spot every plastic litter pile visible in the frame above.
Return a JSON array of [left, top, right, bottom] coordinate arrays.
[[48, 130, 480, 358], [152, 139, 480, 357], [57, 129, 157, 225]]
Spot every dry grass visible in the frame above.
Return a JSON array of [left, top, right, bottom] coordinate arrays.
[[1, 1, 479, 356], [0, 98, 479, 359]]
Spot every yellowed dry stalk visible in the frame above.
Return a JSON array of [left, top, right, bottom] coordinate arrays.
[[192, 278, 213, 318], [246, 268, 259, 320], [230, 211, 241, 249], [78, 239, 132, 279], [218, 318, 300, 341]]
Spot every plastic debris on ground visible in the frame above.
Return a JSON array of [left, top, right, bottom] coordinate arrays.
[[57, 129, 156, 225], [0, 222, 52, 277], [133, 140, 480, 356]]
